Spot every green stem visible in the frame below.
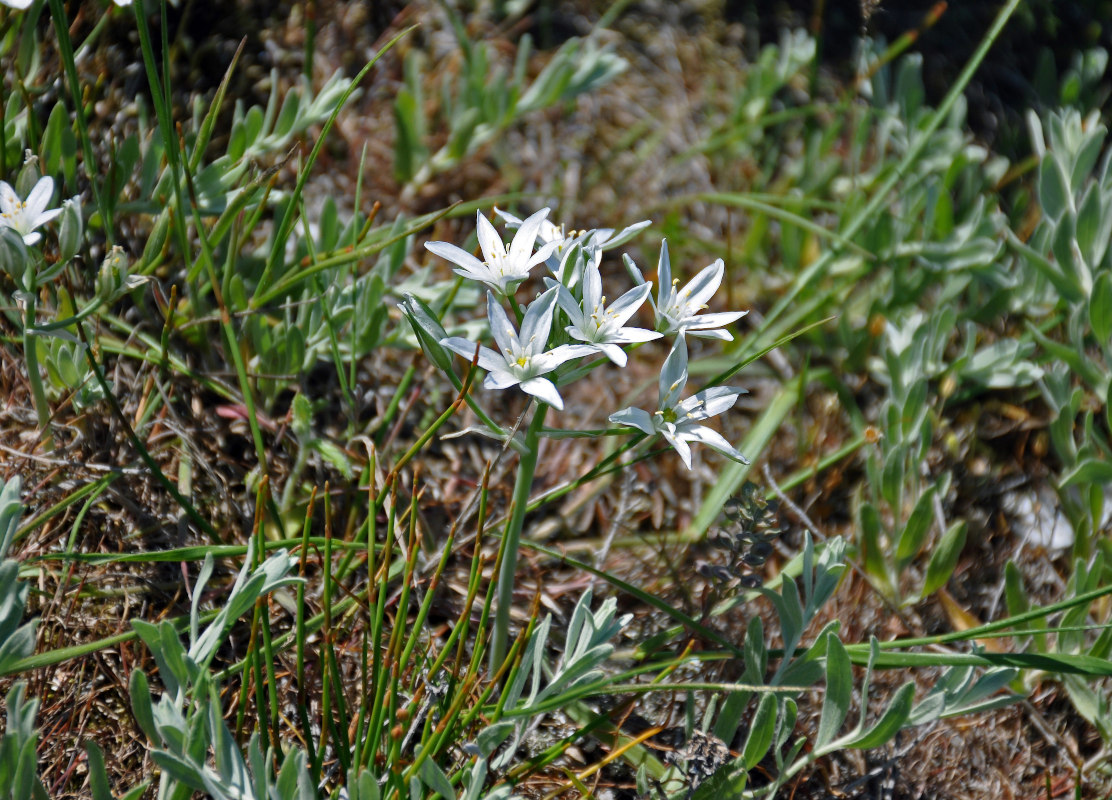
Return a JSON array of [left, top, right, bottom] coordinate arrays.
[[46, 0, 114, 243], [22, 295, 53, 451], [490, 401, 548, 671]]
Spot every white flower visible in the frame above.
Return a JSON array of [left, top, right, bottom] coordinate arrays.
[[495, 207, 651, 280], [550, 261, 661, 367], [440, 287, 595, 410], [625, 240, 747, 340], [609, 337, 748, 469], [0, 0, 32, 9], [0, 177, 62, 246], [425, 208, 559, 296]]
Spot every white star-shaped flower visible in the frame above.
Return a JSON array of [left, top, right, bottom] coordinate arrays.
[[425, 208, 559, 296], [625, 240, 747, 340], [495, 207, 651, 282], [0, 177, 62, 246], [609, 337, 748, 469], [550, 261, 661, 367], [440, 287, 595, 410]]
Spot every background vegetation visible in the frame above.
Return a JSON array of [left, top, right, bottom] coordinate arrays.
[[2, 0, 1112, 798]]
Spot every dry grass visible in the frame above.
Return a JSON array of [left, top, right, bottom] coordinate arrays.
[[1, 1, 1108, 797]]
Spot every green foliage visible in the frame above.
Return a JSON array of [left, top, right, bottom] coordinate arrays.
[[3, 0, 1112, 796]]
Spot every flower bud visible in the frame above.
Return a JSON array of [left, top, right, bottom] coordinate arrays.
[[15, 153, 41, 198], [0, 226, 30, 288], [57, 198, 83, 262], [96, 246, 149, 302]]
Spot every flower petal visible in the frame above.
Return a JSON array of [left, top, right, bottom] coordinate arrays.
[[485, 369, 523, 391], [475, 211, 507, 265], [609, 406, 655, 435], [658, 337, 689, 410], [519, 286, 560, 352], [531, 342, 600, 371], [509, 207, 550, 263], [683, 310, 748, 331], [662, 429, 693, 469], [519, 376, 564, 409], [0, 182, 19, 215], [656, 239, 673, 308], [440, 337, 503, 372], [485, 293, 519, 358], [597, 343, 627, 366], [682, 425, 749, 464], [425, 241, 487, 275], [606, 281, 652, 324], [678, 260, 725, 309], [25, 177, 54, 217]]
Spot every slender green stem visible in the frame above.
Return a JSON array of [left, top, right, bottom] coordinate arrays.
[[22, 295, 53, 451], [46, 0, 114, 242], [490, 401, 548, 671]]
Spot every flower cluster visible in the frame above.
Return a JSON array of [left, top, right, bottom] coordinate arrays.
[[408, 208, 750, 469]]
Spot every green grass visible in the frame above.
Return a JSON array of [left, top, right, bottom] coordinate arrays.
[[1, 0, 1112, 797]]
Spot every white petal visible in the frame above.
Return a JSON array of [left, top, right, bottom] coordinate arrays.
[[598, 343, 627, 366], [622, 253, 647, 286], [679, 260, 725, 309], [525, 239, 560, 271], [493, 207, 524, 228], [0, 182, 20, 215], [684, 310, 748, 331], [440, 337, 503, 372], [554, 283, 585, 324], [509, 207, 550, 262], [663, 430, 693, 469], [656, 239, 673, 307], [486, 293, 519, 357], [658, 337, 689, 410], [31, 207, 62, 228], [600, 220, 651, 250], [485, 369, 522, 390], [475, 211, 507, 264], [25, 177, 54, 216], [582, 260, 603, 310], [605, 327, 661, 345], [683, 425, 749, 464], [519, 286, 559, 352], [679, 387, 741, 419], [425, 241, 487, 274], [519, 376, 564, 409], [684, 327, 734, 341], [609, 407, 655, 435], [606, 282, 652, 325]]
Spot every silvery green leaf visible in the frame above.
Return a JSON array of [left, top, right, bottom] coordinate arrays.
[[741, 693, 777, 769], [416, 744, 456, 799], [475, 722, 515, 758], [842, 682, 915, 750], [348, 769, 381, 800], [922, 521, 967, 596], [815, 633, 851, 749]]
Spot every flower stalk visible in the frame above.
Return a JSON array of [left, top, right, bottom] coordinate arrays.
[[491, 401, 548, 671], [22, 294, 53, 451]]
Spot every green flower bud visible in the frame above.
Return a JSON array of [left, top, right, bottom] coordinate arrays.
[[97, 246, 149, 302], [15, 154, 41, 198], [0, 226, 31, 287], [57, 198, 83, 262]]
